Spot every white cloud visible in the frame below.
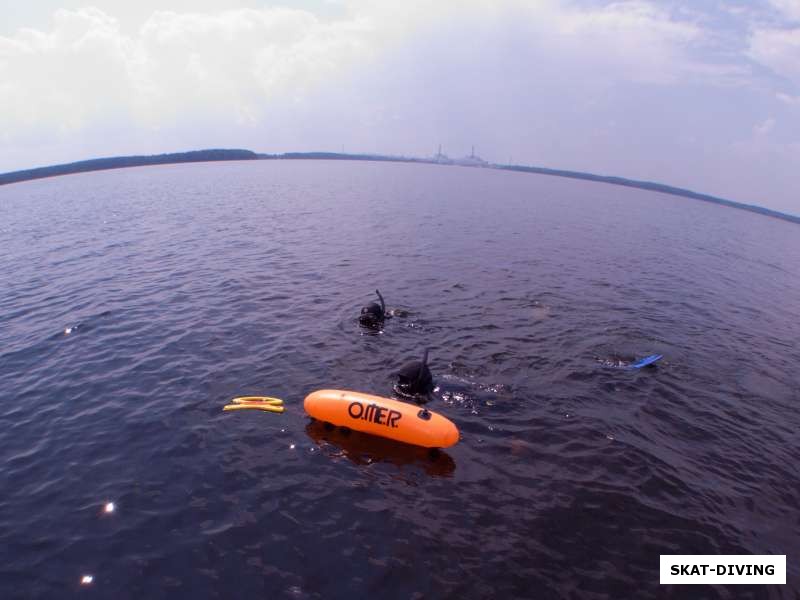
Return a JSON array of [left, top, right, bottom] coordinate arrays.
[[132, 8, 373, 126], [748, 25, 800, 84], [776, 91, 800, 104], [753, 116, 776, 135], [0, 6, 375, 138], [534, 1, 705, 84], [0, 0, 731, 149], [769, 0, 800, 21]]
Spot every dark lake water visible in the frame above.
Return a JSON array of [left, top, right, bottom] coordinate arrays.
[[1, 160, 798, 599]]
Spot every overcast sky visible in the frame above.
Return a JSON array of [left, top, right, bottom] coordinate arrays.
[[1, 0, 799, 214]]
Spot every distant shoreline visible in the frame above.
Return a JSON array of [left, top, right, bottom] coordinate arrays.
[[1, 148, 797, 225]]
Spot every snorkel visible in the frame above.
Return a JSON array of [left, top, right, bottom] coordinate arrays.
[[416, 348, 429, 390], [375, 289, 385, 317]]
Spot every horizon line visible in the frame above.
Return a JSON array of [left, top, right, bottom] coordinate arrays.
[[1, 148, 797, 225]]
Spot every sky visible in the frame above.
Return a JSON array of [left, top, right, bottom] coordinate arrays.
[[1, 0, 799, 214]]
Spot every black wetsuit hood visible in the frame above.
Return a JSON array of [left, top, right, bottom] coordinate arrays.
[[395, 348, 433, 396], [359, 289, 386, 326]]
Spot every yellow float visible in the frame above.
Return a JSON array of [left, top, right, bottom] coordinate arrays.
[[222, 396, 284, 413]]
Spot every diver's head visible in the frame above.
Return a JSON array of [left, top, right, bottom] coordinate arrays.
[[359, 303, 383, 327], [358, 289, 386, 328], [395, 348, 434, 399]]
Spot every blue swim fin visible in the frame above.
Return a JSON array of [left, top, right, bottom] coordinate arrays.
[[628, 354, 663, 369]]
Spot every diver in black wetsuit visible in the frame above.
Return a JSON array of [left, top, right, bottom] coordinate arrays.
[[359, 289, 386, 328], [394, 348, 434, 402]]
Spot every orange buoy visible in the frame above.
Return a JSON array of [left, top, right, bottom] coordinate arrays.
[[303, 389, 459, 448]]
